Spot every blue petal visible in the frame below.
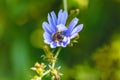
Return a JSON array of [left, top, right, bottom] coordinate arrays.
[[57, 10, 68, 25], [42, 22, 53, 34], [70, 24, 83, 39], [61, 37, 70, 47], [62, 36, 68, 42], [48, 14, 57, 32], [44, 40, 51, 44], [61, 42, 67, 47], [56, 42, 61, 46], [51, 11, 57, 26], [43, 32, 52, 44], [66, 18, 79, 36], [70, 33, 78, 39], [50, 42, 57, 48], [61, 11, 68, 25], [57, 9, 63, 24], [57, 24, 67, 31], [71, 24, 83, 35], [64, 37, 70, 44]]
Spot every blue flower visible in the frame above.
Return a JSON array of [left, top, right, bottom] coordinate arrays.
[[42, 9, 83, 48]]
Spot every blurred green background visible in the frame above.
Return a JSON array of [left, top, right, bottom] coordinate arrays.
[[0, 0, 120, 80]]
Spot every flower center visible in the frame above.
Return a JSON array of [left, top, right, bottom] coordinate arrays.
[[52, 31, 64, 42]]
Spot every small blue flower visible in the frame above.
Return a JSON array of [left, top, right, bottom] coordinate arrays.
[[42, 9, 83, 48]]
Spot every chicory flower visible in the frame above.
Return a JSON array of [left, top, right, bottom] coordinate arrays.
[[42, 9, 83, 48]]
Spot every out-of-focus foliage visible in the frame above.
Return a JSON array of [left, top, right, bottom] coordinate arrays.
[[63, 64, 100, 80], [93, 33, 120, 80], [0, 0, 120, 80]]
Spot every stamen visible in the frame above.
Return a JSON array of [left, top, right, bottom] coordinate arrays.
[[52, 31, 64, 42]]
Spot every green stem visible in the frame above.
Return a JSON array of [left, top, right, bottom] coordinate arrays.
[[52, 47, 62, 69], [63, 0, 67, 11], [54, 48, 62, 59]]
